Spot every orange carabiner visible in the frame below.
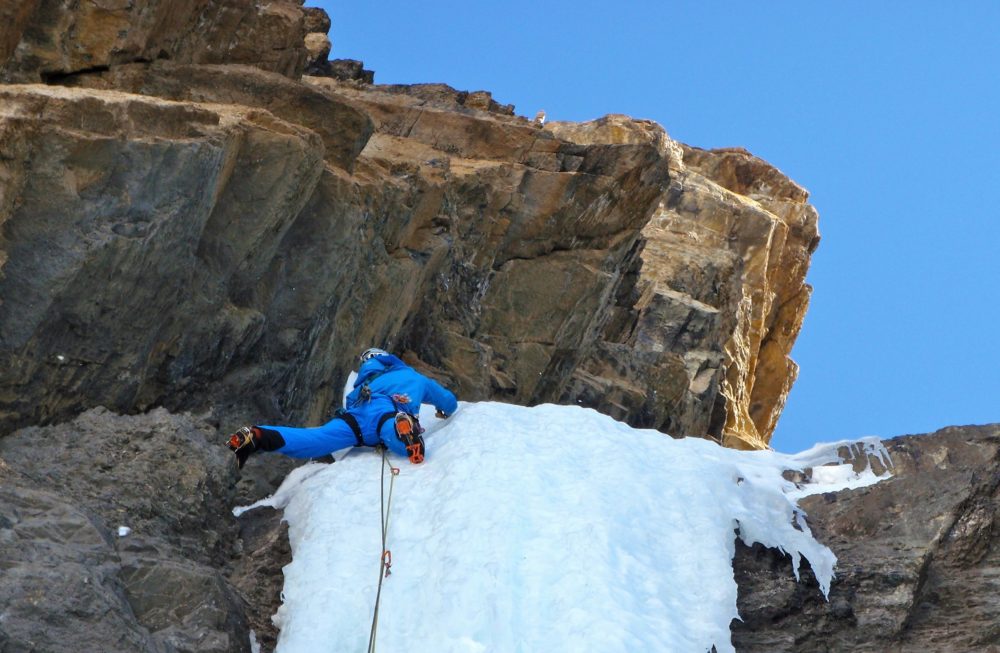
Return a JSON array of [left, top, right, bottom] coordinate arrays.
[[381, 549, 392, 577]]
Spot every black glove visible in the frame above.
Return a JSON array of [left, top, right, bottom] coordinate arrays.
[[226, 426, 285, 469], [227, 426, 260, 469], [435, 409, 449, 419]]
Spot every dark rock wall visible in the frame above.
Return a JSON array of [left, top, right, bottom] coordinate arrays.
[[0, 409, 248, 652], [732, 423, 1000, 652], [0, 84, 328, 431]]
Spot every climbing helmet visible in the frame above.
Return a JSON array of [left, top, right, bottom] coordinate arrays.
[[360, 347, 389, 363]]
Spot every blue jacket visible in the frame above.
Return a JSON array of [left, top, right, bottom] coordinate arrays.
[[346, 354, 458, 417]]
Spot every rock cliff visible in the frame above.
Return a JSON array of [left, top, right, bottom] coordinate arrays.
[[0, 5, 994, 652], [0, 1, 816, 449]]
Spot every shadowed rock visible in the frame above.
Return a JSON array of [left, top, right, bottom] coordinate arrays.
[[0, 408, 250, 652], [733, 423, 1000, 652]]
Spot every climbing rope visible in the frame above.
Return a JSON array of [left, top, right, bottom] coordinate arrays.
[[367, 446, 399, 653]]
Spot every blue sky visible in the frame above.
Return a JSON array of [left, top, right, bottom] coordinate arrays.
[[317, 1, 999, 451]]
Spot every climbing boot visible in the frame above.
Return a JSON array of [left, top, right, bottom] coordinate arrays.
[[394, 413, 425, 464]]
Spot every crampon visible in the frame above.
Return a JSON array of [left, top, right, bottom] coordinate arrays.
[[394, 413, 425, 464]]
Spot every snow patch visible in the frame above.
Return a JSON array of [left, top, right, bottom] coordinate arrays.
[[783, 436, 893, 498]]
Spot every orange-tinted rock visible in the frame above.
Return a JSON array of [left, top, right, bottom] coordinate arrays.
[[548, 117, 818, 448], [0, 0, 309, 83], [0, 66, 818, 450]]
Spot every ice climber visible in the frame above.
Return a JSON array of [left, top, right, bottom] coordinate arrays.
[[226, 348, 458, 468]]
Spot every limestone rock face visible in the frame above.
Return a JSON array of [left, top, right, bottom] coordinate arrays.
[[732, 423, 1000, 651], [0, 0, 309, 83], [547, 118, 818, 447], [0, 83, 327, 430], [60, 62, 375, 170], [0, 4, 817, 449], [0, 67, 676, 438], [675, 146, 818, 448]]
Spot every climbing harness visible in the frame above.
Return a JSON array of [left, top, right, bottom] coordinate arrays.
[[332, 409, 368, 448], [367, 446, 399, 653]]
